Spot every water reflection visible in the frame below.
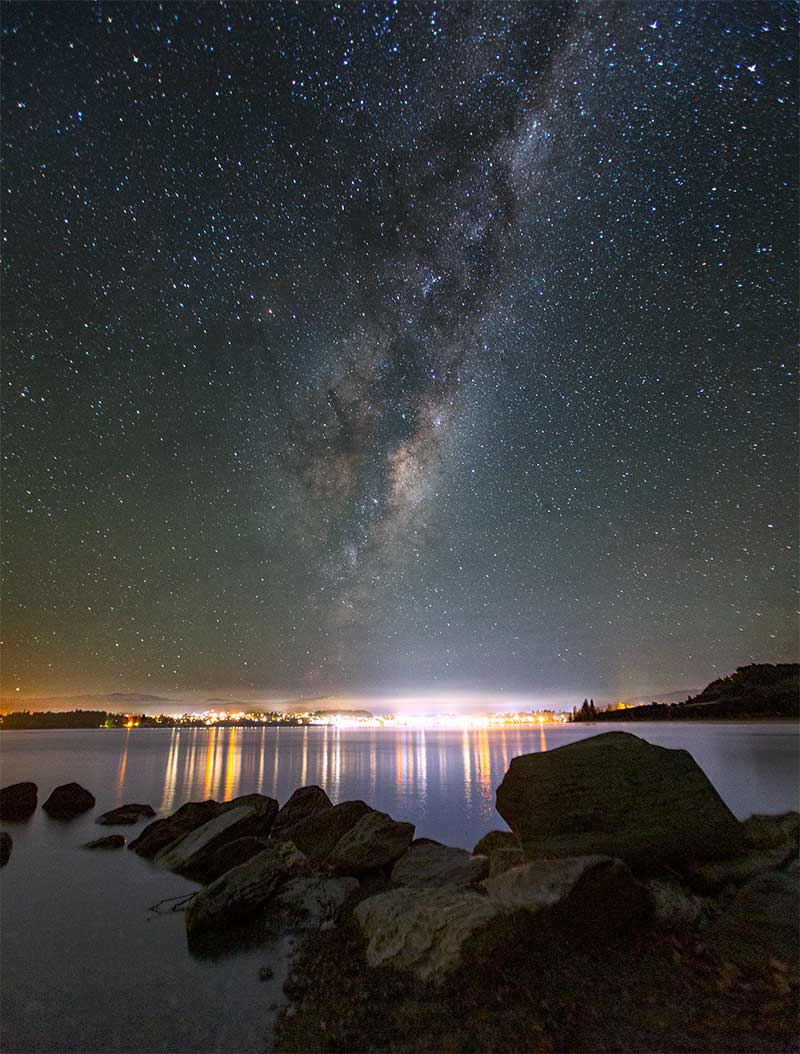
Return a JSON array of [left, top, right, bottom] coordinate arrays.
[[50, 723, 789, 845]]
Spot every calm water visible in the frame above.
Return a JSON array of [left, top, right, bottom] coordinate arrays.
[[1, 723, 798, 1053]]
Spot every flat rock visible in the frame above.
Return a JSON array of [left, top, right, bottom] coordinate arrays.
[[129, 800, 225, 857], [85, 834, 125, 849], [156, 797, 278, 878], [96, 803, 156, 825], [496, 732, 742, 869], [279, 800, 372, 863], [0, 782, 38, 822], [329, 810, 414, 874], [42, 783, 96, 819], [0, 832, 12, 866], [702, 871, 800, 967], [185, 841, 308, 935], [270, 874, 359, 929], [355, 887, 504, 981], [272, 786, 333, 839], [391, 841, 489, 889]]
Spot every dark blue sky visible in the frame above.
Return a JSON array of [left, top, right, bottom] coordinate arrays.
[[2, 1, 797, 704]]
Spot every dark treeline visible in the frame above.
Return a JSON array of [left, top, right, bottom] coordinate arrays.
[[572, 664, 799, 723], [0, 710, 312, 730]]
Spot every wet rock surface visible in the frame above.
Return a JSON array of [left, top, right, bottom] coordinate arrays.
[[0, 782, 38, 822], [42, 783, 96, 819]]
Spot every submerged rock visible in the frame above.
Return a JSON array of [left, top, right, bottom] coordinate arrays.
[[496, 732, 743, 869], [42, 783, 96, 819], [85, 834, 125, 849], [391, 841, 489, 889], [0, 832, 12, 866], [329, 810, 414, 874], [185, 841, 308, 936], [278, 800, 371, 863], [0, 782, 38, 822], [129, 800, 225, 857], [272, 786, 333, 839], [96, 803, 156, 825], [156, 795, 278, 879]]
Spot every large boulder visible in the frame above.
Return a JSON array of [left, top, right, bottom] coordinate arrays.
[[185, 841, 308, 936], [329, 810, 414, 874], [496, 732, 742, 869], [0, 782, 37, 822], [155, 796, 278, 879], [278, 800, 372, 863], [271, 786, 333, 839], [42, 783, 95, 819], [0, 832, 12, 866], [96, 803, 156, 826], [391, 841, 490, 889], [270, 874, 359, 929], [702, 871, 799, 967], [128, 800, 225, 857], [84, 834, 125, 849]]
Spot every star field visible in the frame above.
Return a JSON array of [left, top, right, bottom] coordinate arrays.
[[2, 1, 797, 702]]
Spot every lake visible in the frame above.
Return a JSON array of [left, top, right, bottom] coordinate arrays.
[[1, 722, 797, 1053]]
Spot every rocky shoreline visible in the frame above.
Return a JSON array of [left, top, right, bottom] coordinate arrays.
[[1, 730, 798, 1052]]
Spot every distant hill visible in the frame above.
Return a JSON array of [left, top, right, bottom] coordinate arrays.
[[621, 689, 700, 707], [596, 664, 799, 721]]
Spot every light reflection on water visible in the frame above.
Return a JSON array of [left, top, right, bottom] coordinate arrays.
[[2, 723, 799, 844]]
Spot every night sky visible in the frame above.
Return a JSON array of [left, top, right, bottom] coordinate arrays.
[[2, 1, 797, 706]]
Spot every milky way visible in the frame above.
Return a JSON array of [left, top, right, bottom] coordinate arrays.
[[2, 2, 797, 701]]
